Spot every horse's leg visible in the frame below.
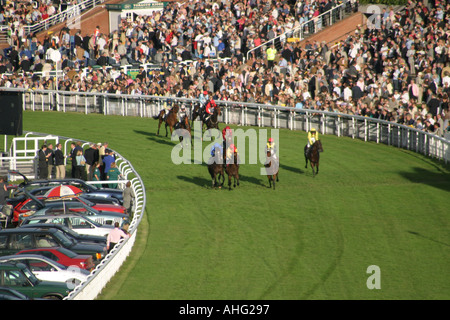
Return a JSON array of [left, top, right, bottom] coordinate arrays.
[[228, 174, 232, 191], [157, 119, 161, 135], [268, 176, 272, 188], [311, 162, 316, 178], [273, 175, 276, 190]]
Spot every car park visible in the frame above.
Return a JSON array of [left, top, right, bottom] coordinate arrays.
[[0, 254, 90, 287], [9, 172, 124, 204], [21, 214, 114, 238], [18, 201, 129, 227], [13, 195, 126, 222], [0, 261, 70, 299], [17, 247, 95, 271], [26, 185, 122, 206], [0, 228, 107, 264], [20, 223, 108, 244]]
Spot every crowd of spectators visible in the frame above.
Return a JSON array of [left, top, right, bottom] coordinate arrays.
[[0, 0, 449, 137]]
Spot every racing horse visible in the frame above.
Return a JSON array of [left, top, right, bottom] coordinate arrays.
[[153, 105, 180, 137], [264, 149, 279, 189], [225, 151, 240, 191], [174, 114, 192, 146], [304, 139, 323, 177], [208, 148, 225, 189], [203, 104, 221, 131], [190, 102, 204, 127]]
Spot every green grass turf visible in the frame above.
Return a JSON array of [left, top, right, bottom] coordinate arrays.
[[18, 110, 450, 300]]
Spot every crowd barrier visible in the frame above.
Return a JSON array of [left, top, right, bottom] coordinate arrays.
[[4, 87, 449, 164]]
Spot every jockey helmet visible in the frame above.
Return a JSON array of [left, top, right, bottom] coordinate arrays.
[[268, 138, 274, 143], [203, 91, 207, 95], [310, 128, 316, 132]]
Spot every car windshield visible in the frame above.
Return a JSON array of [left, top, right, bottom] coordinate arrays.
[[84, 216, 103, 227], [78, 196, 95, 207], [56, 247, 79, 258], [52, 230, 76, 247], [22, 266, 40, 285]]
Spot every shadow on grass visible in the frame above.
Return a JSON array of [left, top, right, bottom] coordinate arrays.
[[399, 167, 450, 192], [239, 174, 267, 187], [134, 130, 177, 147], [280, 163, 304, 175], [407, 231, 450, 247], [177, 175, 211, 188]]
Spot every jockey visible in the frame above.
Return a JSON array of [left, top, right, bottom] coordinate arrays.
[[222, 126, 232, 147], [199, 90, 208, 108], [265, 137, 277, 159], [163, 100, 173, 120], [178, 104, 187, 122], [205, 97, 216, 121], [226, 143, 239, 165], [209, 142, 223, 164], [305, 127, 319, 156]]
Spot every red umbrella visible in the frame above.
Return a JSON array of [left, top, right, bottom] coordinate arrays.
[[44, 185, 83, 200]]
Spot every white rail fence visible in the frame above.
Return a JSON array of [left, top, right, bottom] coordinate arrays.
[[2, 129, 146, 300], [5, 87, 449, 164]]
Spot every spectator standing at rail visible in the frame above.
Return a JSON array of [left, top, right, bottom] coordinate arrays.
[[54, 143, 66, 179], [107, 222, 130, 253]]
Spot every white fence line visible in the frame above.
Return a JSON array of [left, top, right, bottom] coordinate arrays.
[[6, 130, 146, 300], [4, 87, 448, 164]]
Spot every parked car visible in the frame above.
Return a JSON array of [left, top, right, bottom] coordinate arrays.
[[0, 261, 70, 299], [20, 222, 108, 244], [9, 171, 124, 204], [17, 247, 94, 271], [26, 185, 122, 206], [18, 201, 129, 227], [21, 214, 114, 238], [0, 254, 90, 287], [0, 228, 107, 264], [13, 196, 126, 223]]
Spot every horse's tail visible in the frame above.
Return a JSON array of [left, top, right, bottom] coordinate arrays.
[[152, 113, 160, 120]]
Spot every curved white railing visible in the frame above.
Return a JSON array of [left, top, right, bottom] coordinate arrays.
[[4, 87, 448, 164], [10, 130, 146, 300]]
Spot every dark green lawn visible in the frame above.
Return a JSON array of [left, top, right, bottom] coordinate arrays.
[[20, 110, 450, 300]]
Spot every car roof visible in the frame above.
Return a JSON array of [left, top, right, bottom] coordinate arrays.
[[0, 261, 27, 270], [0, 227, 60, 234], [0, 253, 57, 262]]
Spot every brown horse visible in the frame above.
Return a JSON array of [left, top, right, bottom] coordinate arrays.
[[174, 114, 192, 145], [208, 148, 224, 189], [225, 151, 240, 191], [153, 105, 180, 137], [264, 150, 279, 189], [305, 139, 323, 177], [203, 105, 221, 131], [191, 102, 204, 127]]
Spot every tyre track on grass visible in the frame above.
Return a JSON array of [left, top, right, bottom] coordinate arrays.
[[301, 215, 345, 299]]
